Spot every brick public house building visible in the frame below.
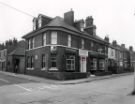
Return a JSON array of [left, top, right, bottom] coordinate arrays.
[[22, 10, 109, 79]]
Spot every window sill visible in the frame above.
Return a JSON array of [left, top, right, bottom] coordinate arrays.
[[41, 68, 46, 71], [27, 68, 34, 70], [49, 67, 58, 71]]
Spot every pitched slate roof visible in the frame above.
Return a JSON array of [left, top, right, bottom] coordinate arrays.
[[8, 40, 25, 56], [23, 16, 108, 44], [46, 16, 81, 33], [8, 48, 25, 56]]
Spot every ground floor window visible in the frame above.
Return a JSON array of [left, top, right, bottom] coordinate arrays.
[[99, 59, 105, 70], [1, 62, 6, 70], [93, 58, 97, 70], [50, 54, 57, 68], [91, 58, 97, 70], [31, 56, 34, 68], [66, 55, 75, 71], [27, 56, 34, 70], [41, 54, 46, 70]]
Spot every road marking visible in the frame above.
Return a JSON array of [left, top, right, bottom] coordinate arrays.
[[0, 78, 9, 83], [37, 85, 58, 90], [14, 84, 32, 92]]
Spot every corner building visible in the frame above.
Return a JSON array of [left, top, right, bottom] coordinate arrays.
[[23, 10, 109, 80]]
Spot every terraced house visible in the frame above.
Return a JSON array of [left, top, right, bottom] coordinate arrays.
[[22, 10, 109, 80]]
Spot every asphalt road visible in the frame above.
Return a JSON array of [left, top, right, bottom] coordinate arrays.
[[0, 73, 134, 104], [0, 73, 35, 86]]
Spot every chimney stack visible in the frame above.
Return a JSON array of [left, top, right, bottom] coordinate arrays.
[[121, 44, 125, 48], [104, 36, 109, 43], [112, 40, 117, 46], [64, 9, 74, 26], [85, 16, 93, 27], [74, 19, 84, 31], [129, 46, 133, 51], [84, 16, 96, 35]]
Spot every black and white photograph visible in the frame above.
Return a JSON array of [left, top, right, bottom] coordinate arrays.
[[0, 0, 135, 104]]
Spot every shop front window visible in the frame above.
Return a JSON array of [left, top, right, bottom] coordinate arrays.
[[92, 58, 97, 70], [66, 55, 75, 71], [99, 59, 105, 70]]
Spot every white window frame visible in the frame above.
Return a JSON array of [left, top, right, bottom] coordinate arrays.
[[99, 60, 105, 70], [68, 35, 71, 47], [50, 54, 57, 68], [81, 39, 84, 49], [93, 59, 97, 70], [38, 16, 42, 28], [28, 39, 31, 50], [43, 33, 47, 46], [66, 55, 75, 71], [32, 37, 35, 49], [33, 18, 36, 30], [51, 32, 57, 44], [91, 41, 94, 47], [41, 54, 46, 70]]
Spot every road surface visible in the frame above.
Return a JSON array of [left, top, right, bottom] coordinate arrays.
[[0, 73, 134, 104]]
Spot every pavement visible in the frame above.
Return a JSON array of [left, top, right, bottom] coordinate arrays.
[[0, 71, 133, 84]]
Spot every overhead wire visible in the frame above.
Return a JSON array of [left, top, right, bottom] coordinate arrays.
[[0, 1, 34, 18]]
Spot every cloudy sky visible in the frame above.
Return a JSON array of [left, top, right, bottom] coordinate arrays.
[[0, 0, 135, 48]]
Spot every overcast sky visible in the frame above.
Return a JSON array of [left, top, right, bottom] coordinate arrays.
[[0, 0, 135, 48]]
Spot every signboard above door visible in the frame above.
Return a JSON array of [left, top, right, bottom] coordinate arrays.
[[79, 49, 88, 57]]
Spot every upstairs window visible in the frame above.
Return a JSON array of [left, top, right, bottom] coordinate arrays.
[[33, 18, 37, 30], [81, 39, 84, 49], [32, 37, 35, 49], [28, 38, 35, 50], [43, 33, 46, 46], [51, 32, 57, 44], [91, 41, 94, 47], [38, 16, 42, 28], [68, 35, 71, 47], [28, 39, 31, 50]]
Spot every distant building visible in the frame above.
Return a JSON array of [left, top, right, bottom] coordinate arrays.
[[129, 46, 135, 70], [22, 10, 109, 79], [6, 40, 25, 73], [0, 49, 7, 71]]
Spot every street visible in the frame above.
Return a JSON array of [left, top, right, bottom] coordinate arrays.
[[0, 73, 134, 104]]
